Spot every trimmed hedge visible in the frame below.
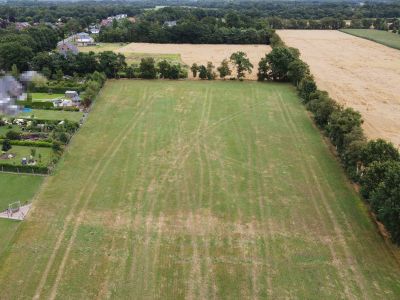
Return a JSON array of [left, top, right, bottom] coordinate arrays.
[[17, 101, 54, 109], [0, 139, 52, 148], [0, 163, 50, 175]]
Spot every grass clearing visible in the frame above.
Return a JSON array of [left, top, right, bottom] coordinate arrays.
[[1, 145, 54, 167], [0, 80, 399, 298], [17, 109, 83, 122], [0, 173, 43, 257], [31, 93, 64, 102], [341, 29, 400, 50]]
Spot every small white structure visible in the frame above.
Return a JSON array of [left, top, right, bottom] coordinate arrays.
[[65, 91, 80, 103]]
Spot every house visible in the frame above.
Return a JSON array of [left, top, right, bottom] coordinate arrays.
[[65, 91, 81, 103], [164, 21, 177, 27], [74, 32, 95, 46], [14, 22, 31, 31], [89, 26, 100, 34], [57, 42, 79, 56], [100, 14, 128, 27]]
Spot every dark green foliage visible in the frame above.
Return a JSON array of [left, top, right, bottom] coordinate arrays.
[[327, 108, 363, 152], [361, 139, 400, 167], [257, 47, 299, 81], [1, 139, 11, 152], [217, 59, 231, 79], [139, 58, 157, 79], [198, 65, 207, 80], [230, 52, 253, 80], [191, 63, 199, 78], [298, 76, 317, 101], [5, 130, 21, 140]]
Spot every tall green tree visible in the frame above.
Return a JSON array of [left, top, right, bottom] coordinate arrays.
[[217, 59, 231, 79], [230, 51, 253, 80]]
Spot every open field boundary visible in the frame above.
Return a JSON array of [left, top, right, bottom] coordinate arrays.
[[273, 31, 400, 246], [340, 29, 400, 50]]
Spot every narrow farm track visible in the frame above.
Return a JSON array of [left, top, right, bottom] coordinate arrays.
[[0, 80, 399, 299]]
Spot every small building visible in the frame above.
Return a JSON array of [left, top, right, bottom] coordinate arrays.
[[65, 91, 81, 104], [14, 22, 31, 31], [57, 42, 79, 56], [74, 32, 95, 46]]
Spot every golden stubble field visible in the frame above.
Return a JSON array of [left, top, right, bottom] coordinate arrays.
[[278, 30, 400, 147]]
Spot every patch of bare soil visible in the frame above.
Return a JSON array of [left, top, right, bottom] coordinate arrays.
[[118, 43, 271, 80], [278, 30, 400, 147]]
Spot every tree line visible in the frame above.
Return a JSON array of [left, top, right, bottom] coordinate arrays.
[[3, 1, 400, 23], [258, 33, 400, 245], [0, 25, 59, 71]]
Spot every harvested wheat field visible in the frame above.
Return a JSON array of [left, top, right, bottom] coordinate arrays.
[[278, 30, 400, 147], [118, 43, 270, 80]]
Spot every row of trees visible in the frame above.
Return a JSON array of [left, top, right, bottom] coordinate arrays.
[[190, 52, 253, 81], [3, 1, 400, 23], [99, 19, 273, 44], [130, 58, 187, 80], [260, 35, 400, 244]]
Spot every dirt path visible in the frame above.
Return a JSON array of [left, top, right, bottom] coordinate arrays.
[[278, 30, 400, 147], [118, 43, 270, 80]]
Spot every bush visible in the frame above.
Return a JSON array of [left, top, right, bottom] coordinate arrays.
[[5, 130, 21, 140], [1, 139, 11, 151]]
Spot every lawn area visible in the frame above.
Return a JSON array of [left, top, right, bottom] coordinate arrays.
[[1, 145, 54, 167], [78, 42, 183, 65], [17, 109, 83, 122], [31, 92, 64, 102], [0, 80, 399, 299], [0, 173, 43, 257], [0, 125, 21, 137], [341, 29, 400, 50]]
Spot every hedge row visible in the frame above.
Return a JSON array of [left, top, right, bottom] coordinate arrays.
[[0, 139, 52, 148], [17, 101, 54, 109], [31, 85, 85, 93], [0, 163, 50, 175], [267, 32, 400, 244]]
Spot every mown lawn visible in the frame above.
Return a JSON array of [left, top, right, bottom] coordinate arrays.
[[0, 80, 399, 299], [341, 29, 400, 50], [31, 93, 64, 102], [0, 173, 43, 257], [17, 109, 83, 122]]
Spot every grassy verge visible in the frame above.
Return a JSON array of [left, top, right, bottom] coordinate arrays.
[[340, 29, 400, 50]]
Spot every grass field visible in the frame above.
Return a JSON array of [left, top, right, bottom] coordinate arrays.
[[341, 29, 400, 50], [0, 173, 43, 257], [0, 80, 399, 299], [31, 93, 64, 102], [78, 43, 183, 65], [17, 109, 83, 122]]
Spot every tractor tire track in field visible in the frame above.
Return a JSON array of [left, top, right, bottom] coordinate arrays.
[[274, 90, 355, 298], [96, 128, 139, 299], [276, 90, 368, 298], [34, 89, 153, 300], [48, 94, 155, 300]]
